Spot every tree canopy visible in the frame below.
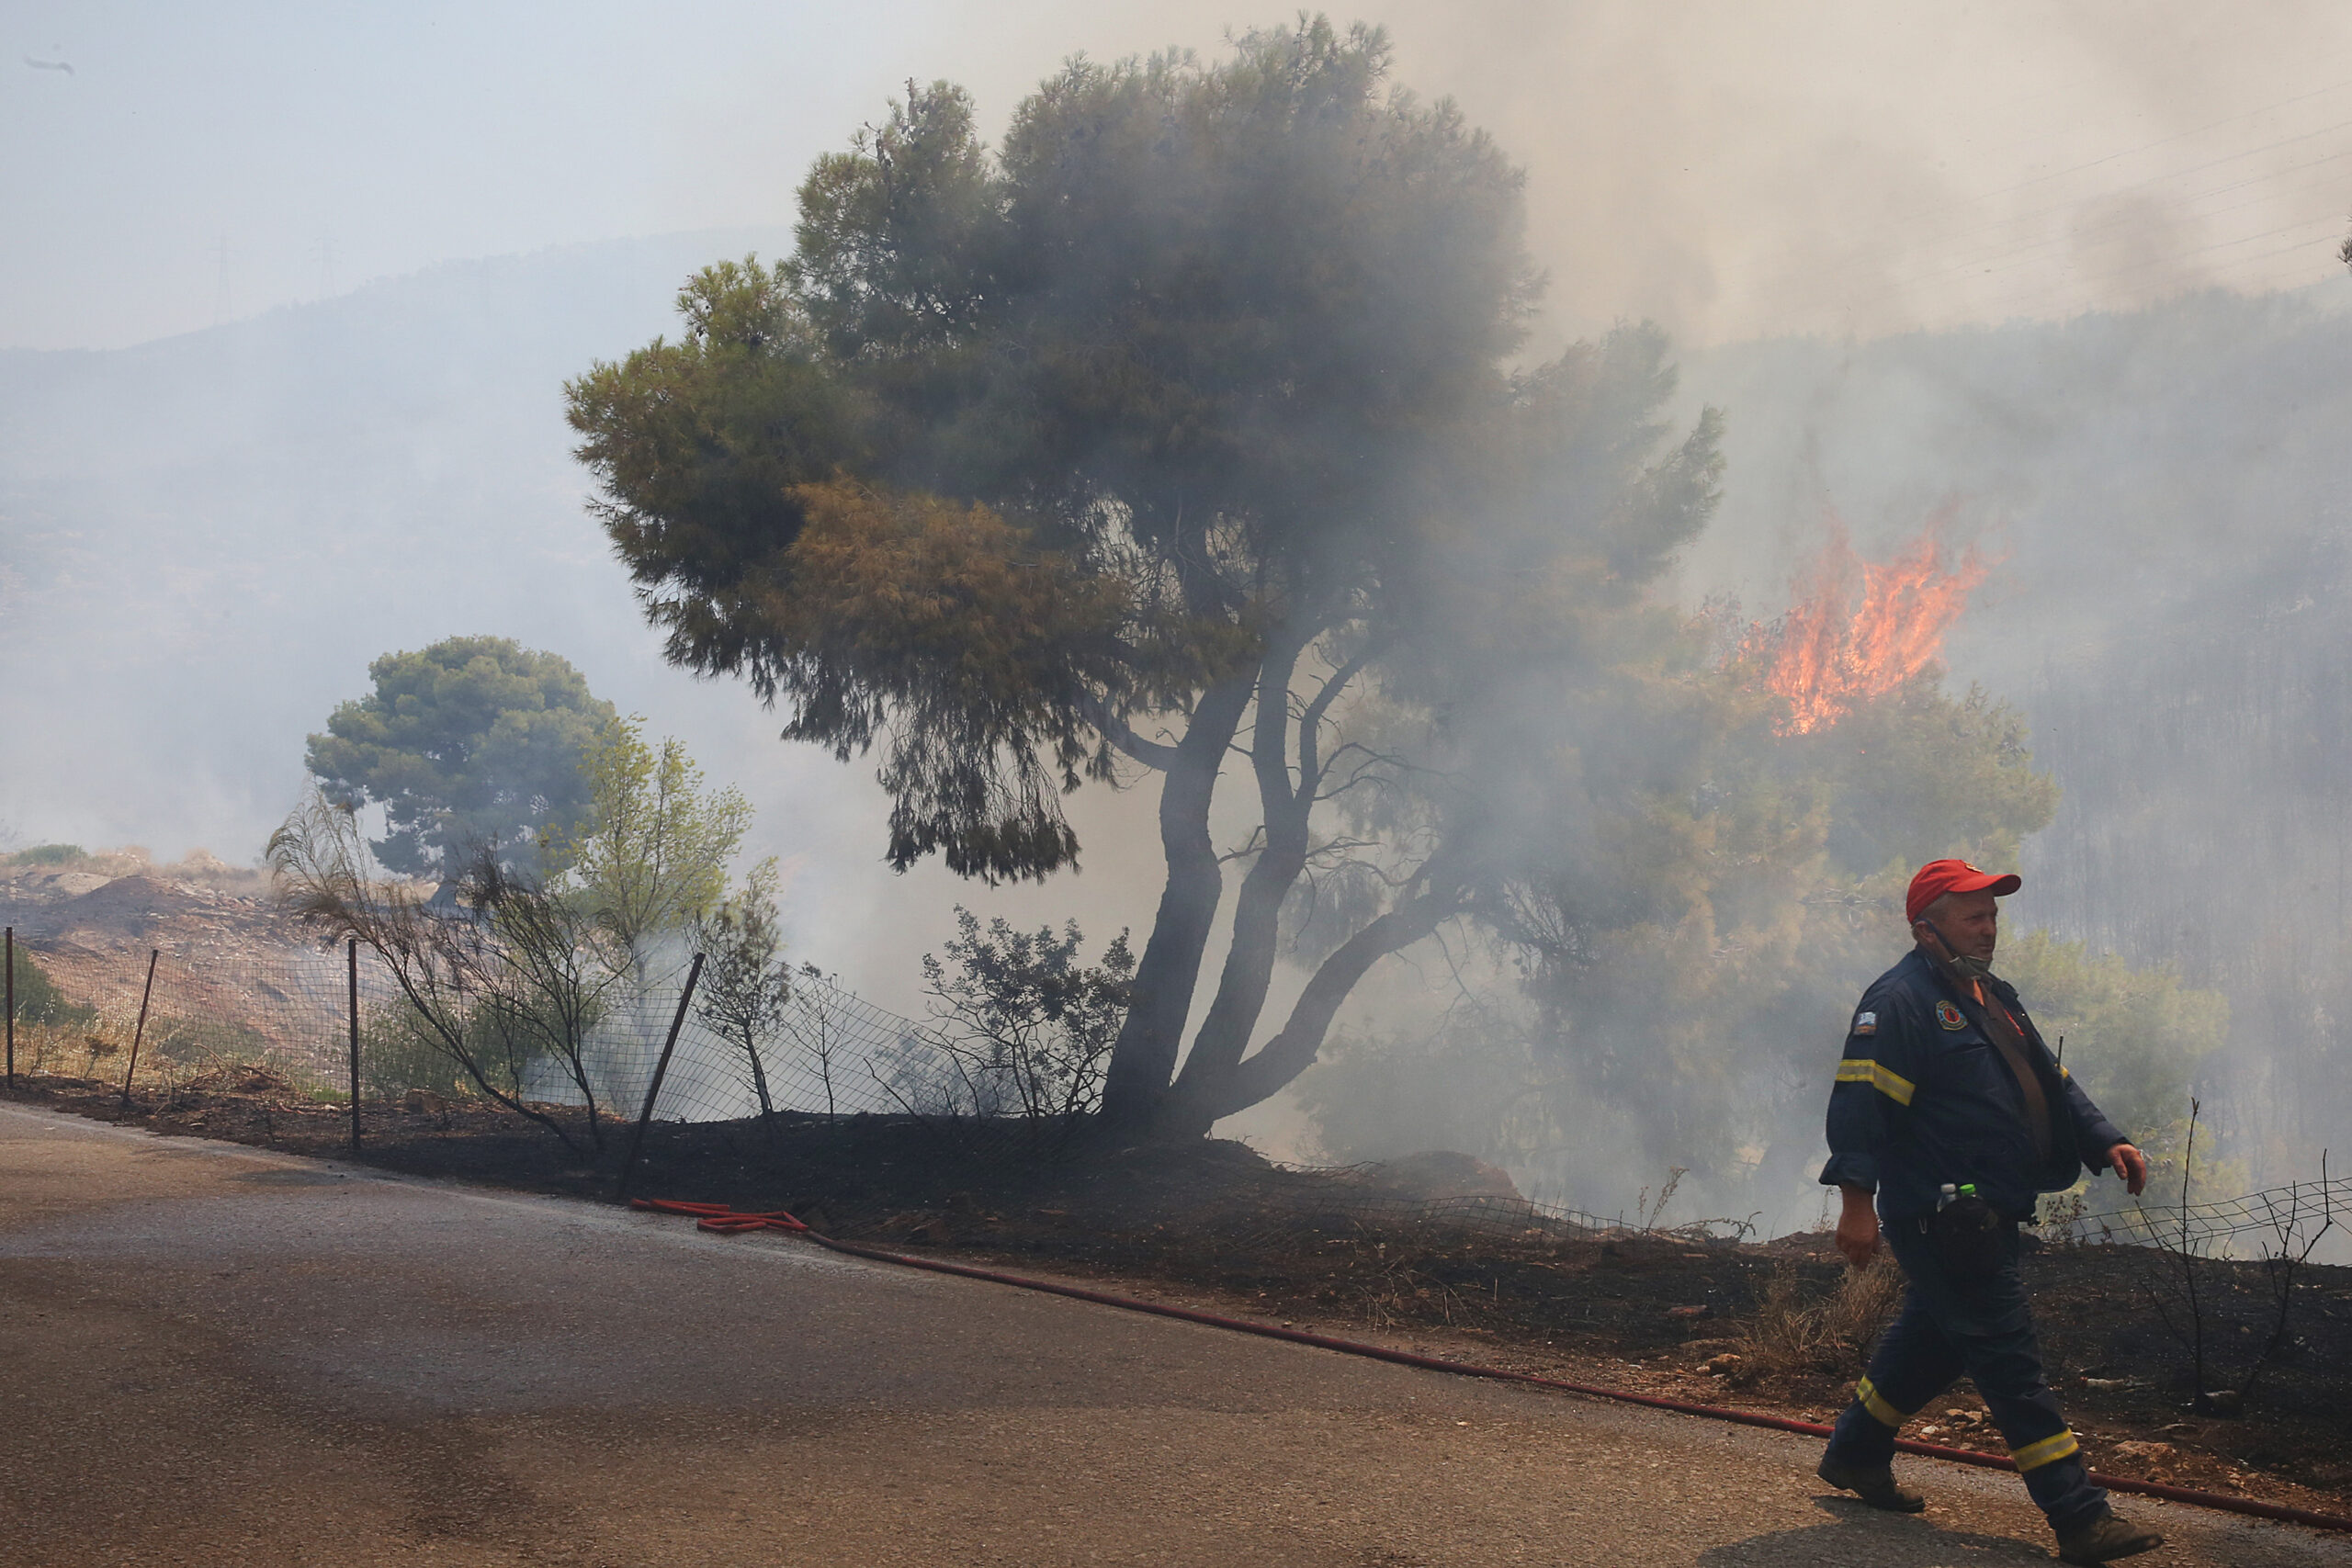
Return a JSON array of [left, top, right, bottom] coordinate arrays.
[[568, 19, 1726, 1137], [305, 637, 616, 886], [546, 715, 752, 962]]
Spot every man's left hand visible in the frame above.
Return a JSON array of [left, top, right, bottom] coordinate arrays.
[[2107, 1142, 2149, 1196]]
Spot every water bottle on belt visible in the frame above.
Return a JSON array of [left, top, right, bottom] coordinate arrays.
[[1928, 1181, 2006, 1278]]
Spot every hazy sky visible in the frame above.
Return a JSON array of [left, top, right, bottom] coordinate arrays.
[[8, 1, 2352, 352]]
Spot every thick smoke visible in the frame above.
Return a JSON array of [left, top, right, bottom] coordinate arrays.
[[8, 6, 2352, 1223]]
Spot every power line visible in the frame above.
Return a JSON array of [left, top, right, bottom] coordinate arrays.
[[1749, 90, 2352, 312], [1968, 63, 2352, 208], [1836, 59, 2352, 252], [1804, 145, 2352, 317], [1986, 221, 2348, 322]]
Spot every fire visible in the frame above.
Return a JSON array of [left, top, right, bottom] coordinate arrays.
[[1749, 509, 1988, 736]]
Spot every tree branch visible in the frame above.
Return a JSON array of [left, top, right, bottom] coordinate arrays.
[[1076, 692, 1181, 772], [1296, 644, 1375, 800], [1203, 881, 1462, 1122]]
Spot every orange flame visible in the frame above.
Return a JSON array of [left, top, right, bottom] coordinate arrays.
[[1749, 509, 1988, 736]]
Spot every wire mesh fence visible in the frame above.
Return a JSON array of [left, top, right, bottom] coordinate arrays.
[[2, 934, 1004, 1134], [0, 928, 2338, 1258], [2062, 1174, 2348, 1257]]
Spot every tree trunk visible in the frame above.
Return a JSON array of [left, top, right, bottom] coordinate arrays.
[[1097, 676, 1253, 1131], [1165, 641, 1312, 1116], [1152, 888, 1453, 1139]]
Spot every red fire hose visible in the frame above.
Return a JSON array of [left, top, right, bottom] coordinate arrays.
[[628, 1199, 2352, 1536]]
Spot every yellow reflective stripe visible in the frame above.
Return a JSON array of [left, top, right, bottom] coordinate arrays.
[[2012, 1430, 2080, 1471], [1856, 1375, 1908, 1428], [1871, 1063, 1917, 1105], [1837, 1058, 1916, 1106]]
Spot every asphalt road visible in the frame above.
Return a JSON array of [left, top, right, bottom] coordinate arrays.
[[1, 1104, 2345, 1567]]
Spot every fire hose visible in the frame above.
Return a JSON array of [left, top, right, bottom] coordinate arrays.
[[628, 1199, 2352, 1536]]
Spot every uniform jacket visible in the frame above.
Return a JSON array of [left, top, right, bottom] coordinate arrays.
[[1821, 948, 2129, 1222]]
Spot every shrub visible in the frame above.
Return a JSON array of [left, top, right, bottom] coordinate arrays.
[[357, 1005, 481, 1100], [5, 948, 95, 1029], [1733, 1254, 1905, 1381]]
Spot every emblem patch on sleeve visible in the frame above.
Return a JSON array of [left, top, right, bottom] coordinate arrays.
[[1936, 999, 1967, 1030], [1852, 1010, 1877, 1036]]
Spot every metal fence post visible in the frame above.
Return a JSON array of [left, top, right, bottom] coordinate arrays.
[[616, 952, 704, 1204], [120, 948, 158, 1107], [6, 926, 14, 1089], [346, 937, 362, 1156]]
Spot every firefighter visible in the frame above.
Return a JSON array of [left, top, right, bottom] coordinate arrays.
[[1815, 859, 2162, 1564]]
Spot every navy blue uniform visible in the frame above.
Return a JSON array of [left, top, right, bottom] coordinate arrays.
[[1819, 947, 2130, 1532]]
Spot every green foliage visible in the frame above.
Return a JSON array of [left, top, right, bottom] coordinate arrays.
[[356, 1005, 480, 1100], [564, 260, 868, 682], [694, 858, 793, 1116], [922, 908, 1136, 1119], [1997, 930, 2230, 1188], [548, 716, 751, 955], [305, 637, 617, 882], [569, 20, 1541, 883], [10, 843, 88, 866], [5, 947, 95, 1028], [1804, 674, 2060, 879]]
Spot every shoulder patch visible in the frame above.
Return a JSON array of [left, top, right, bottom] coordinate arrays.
[[1851, 1010, 1878, 1036], [1936, 999, 1967, 1031]]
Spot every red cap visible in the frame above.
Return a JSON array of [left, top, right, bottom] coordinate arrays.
[[1905, 858, 2021, 924]]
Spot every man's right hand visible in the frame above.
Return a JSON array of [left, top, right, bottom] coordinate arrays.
[[1836, 1185, 1880, 1268]]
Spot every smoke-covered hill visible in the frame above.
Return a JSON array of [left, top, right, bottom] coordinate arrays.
[[0, 228, 767, 840], [0, 229, 1169, 1014], [1676, 279, 2352, 1171]]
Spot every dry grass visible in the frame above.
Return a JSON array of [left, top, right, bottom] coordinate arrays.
[[1731, 1253, 1905, 1381], [6, 1018, 121, 1081]]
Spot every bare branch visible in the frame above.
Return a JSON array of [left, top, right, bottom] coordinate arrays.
[[1217, 824, 1269, 866], [1296, 643, 1376, 798]]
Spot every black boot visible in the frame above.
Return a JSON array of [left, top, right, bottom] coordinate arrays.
[[1816, 1456, 1927, 1513], [2055, 1509, 2164, 1564]]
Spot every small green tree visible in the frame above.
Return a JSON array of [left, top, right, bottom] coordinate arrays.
[[1802, 674, 2060, 881], [305, 637, 616, 889], [694, 858, 793, 1118], [548, 716, 752, 964]]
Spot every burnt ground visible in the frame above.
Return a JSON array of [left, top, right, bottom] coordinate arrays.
[[7, 1069, 2349, 1522]]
